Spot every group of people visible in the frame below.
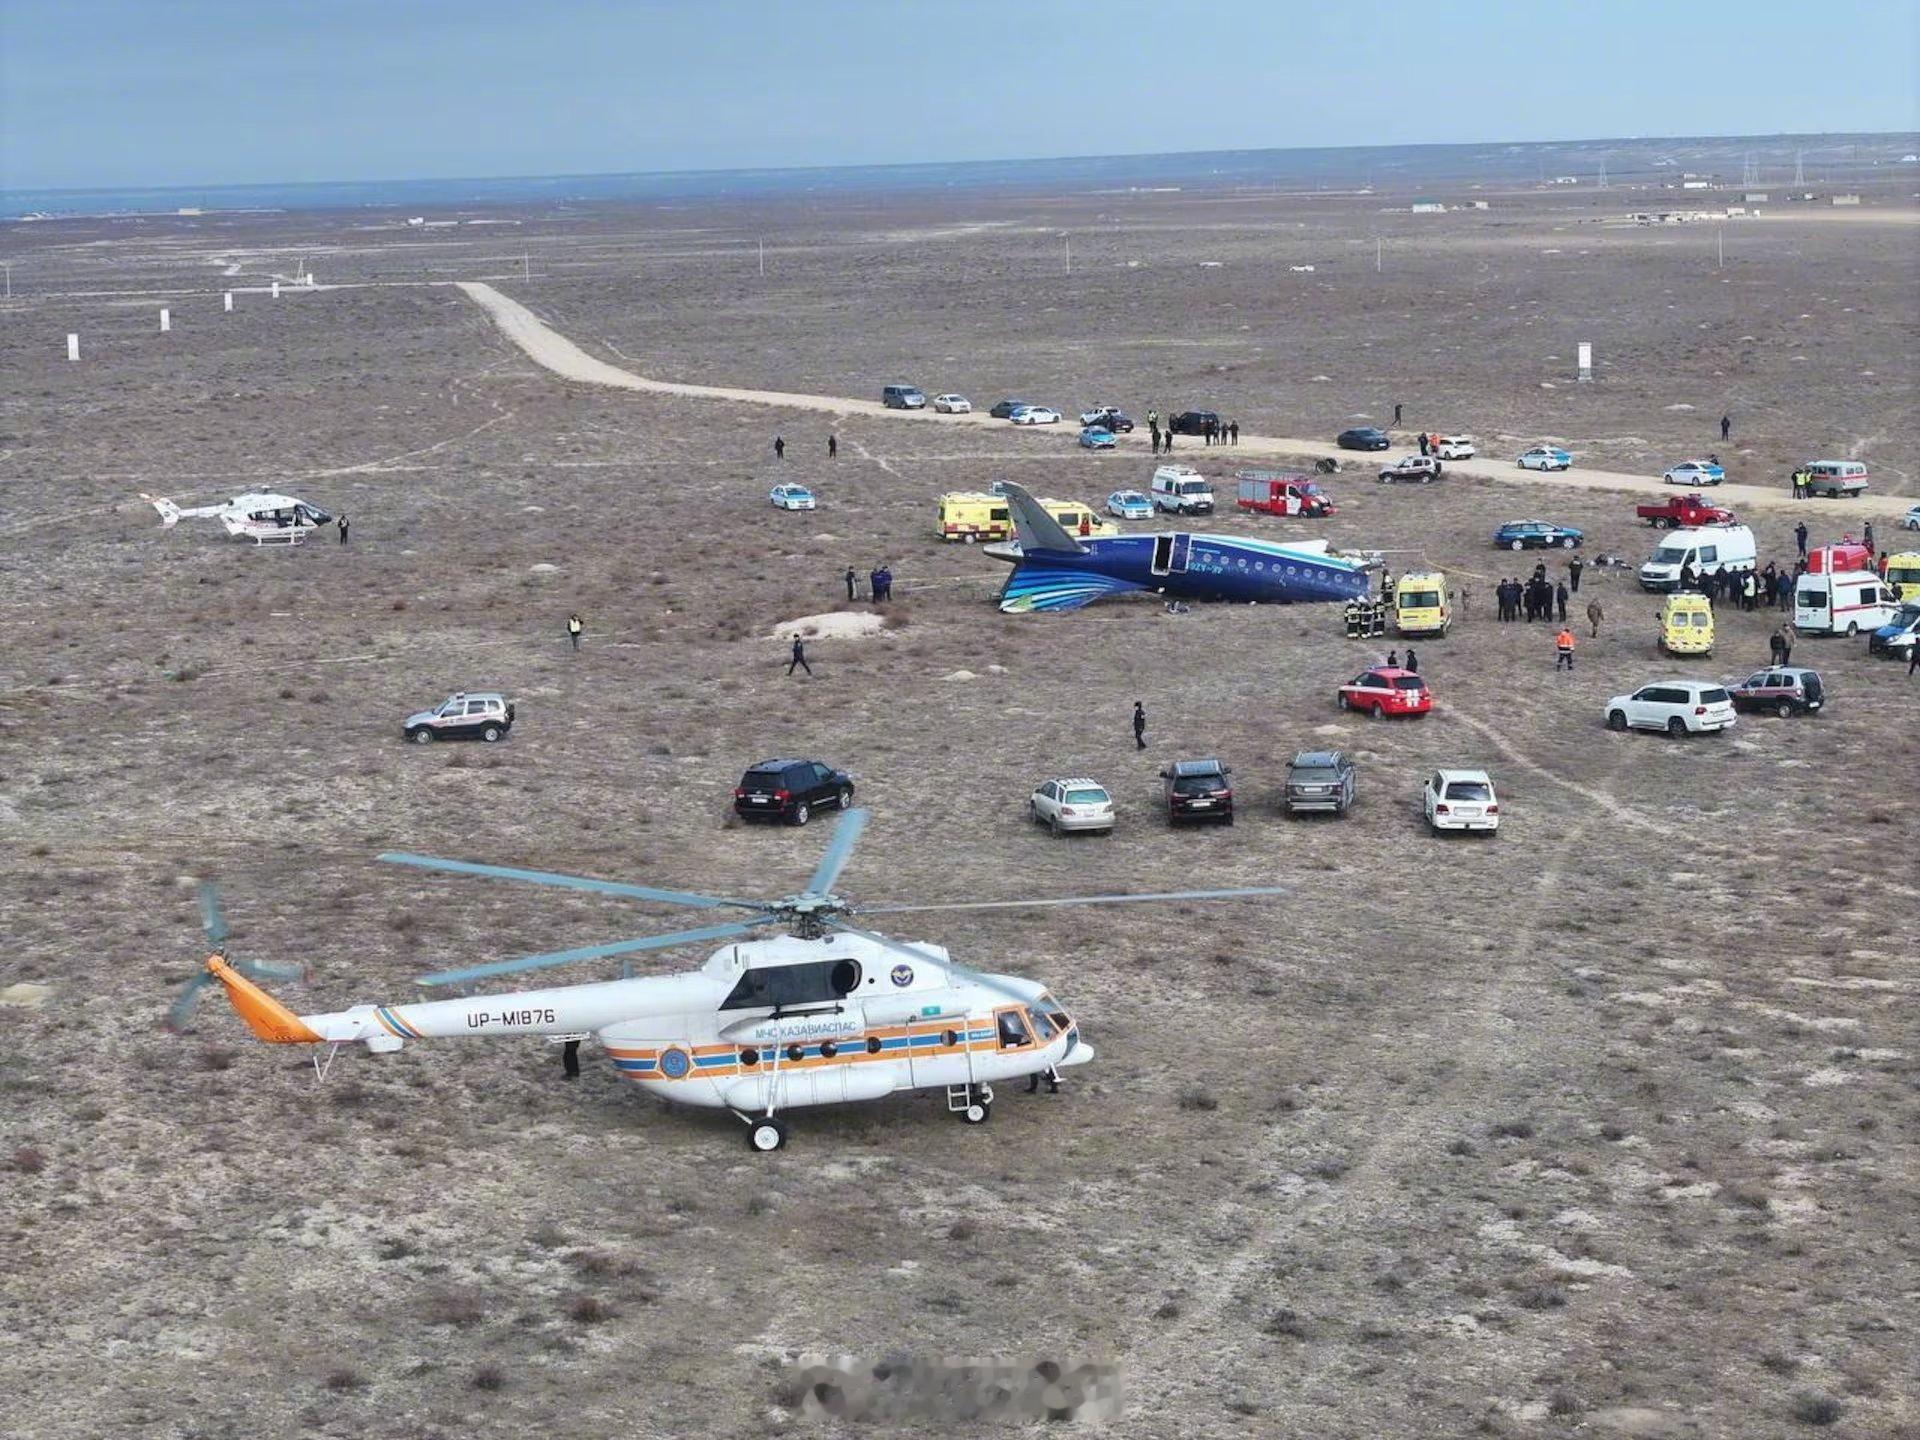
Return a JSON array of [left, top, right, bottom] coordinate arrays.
[[1496, 565, 1570, 624], [773, 434, 842, 459], [1143, 410, 1239, 455], [845, 563, 894, 602]]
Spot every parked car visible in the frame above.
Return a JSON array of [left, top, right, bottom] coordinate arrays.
[[1903, 503, 1920, 531], [1603, 681, 1736, 736], [1433, 434, 1477, 460], [1160, 758, 1233, 826], [931, 393, 972, 414], [1030, 777, 1115, 835], [404, 691, 514, 745], [1236, 471, 1334, 517], [1379, 455, 1443, 484], [1658, 592, 1715, 655], [1423, 769, 1500, 834], [1150, 464, 1216, 515], [1494, 519, 1583, 550], [988, 399, 1034, 420], [1337, 667, 1432, 718], [1517, 446, 1572, 471], [1283, 751, 1354, 816], [1009, 406, 1062, 426], [1728, 667, 1825, 718], [1799, 460, 1869, 498], [1664, 460, 1726, 487], [769, 483, 816, 511], [1106, 489, 1155, 519], [1637, 494, 1734, 528], [1869, 603, 1920, 659], [1079, 427, 1118, 450], [732, 758, 854, 826], [1169, 410, 1221, 437], [881, 384, 926, 410], [1079, 407, 1134, 433], [1337, 426, 1391, 451]]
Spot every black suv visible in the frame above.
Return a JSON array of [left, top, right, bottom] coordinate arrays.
[[733, 759, 854, 826], [989, 399, 1034, 420], [1169, 410, 1220, 437], [1337, 426, 1391, 451], [1160, 758, 1234, 826], [1083, 407, 1135, 433], [1283, 750, 1354, 816]]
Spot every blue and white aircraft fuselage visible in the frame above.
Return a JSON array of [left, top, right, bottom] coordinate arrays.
[[987, 483, 1372, 613]]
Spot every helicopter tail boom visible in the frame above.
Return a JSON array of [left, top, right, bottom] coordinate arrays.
[[204, 955, 323, 1044]]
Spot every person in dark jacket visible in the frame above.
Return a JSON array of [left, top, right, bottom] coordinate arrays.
[[1132, 700, 1147, 749], [1555, 581, 1570, 623], [1567, 555, 1582, 593], [787, 637, 811, 675], [773, 435, 785, 459], [828, 434, 838, 458], [337, 514, 350, 546], [1795, 521, 1808, 557], [1418, 432, 1430, 456], [844, 566, 858, 602], [1403, 646, 1418, 673]]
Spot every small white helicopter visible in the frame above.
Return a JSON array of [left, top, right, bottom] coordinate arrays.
[[141, 491, 334, 544], [192, 810, 1284, 1151]]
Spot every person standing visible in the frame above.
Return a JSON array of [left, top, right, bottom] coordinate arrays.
[[1909, 641, 1919, 677], [1150, 425, 1161, 456], [1777, 622, 1794, 668], [1393, 402, 1403, 426], [1720, 413, 1731, 441], [844, 566, 858, 602], [1555, 626, 1576, 671], [1586, 599, 1604, 638], [1026, 1064, 1060, 1094], [1146, 409, 1158, 434], [1386, 648, 1399, 668], [828, 434, 838, 459], [562, 1038, 581, 1080], [1556, 580, 1570, 623], [1795, 521, 1809, 558], [1230, 420, 1240, 445], [336, 513, 350, 546], [773, 435, 785, 460], [1418, 432, 1430, 457], [1404, 645, 1418, 673], [1768, 629, 1786, 665], [1132, 700, 1147, 750], [1863, 521, 1875, 555], [566, 613, 583, 651], [877, 564, 893, 602], [1567, 555, 1583, 593], [868, 566, 883, 603], [787, 637, 812, 676]]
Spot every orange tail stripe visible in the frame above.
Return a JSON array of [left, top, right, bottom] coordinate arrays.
[[205, 956, 321, 1044]]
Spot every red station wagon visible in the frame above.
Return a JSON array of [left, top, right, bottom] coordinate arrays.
[[1337, 666, 1432, 719]]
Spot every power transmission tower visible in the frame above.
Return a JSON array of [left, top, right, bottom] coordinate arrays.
[[1793, 151, 1805, 186], [1597, 156, 1608, 189]]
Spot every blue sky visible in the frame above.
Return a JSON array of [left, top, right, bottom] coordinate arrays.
[[3, 0, 1915, 190]]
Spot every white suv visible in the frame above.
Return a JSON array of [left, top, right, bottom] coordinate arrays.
[[1434, 435, 1477, 460], [404, 691, 515, 744], [1423, 769, 1499, 833], [1030, 777, 1115, 835], [1604, 681, 1736, 737]]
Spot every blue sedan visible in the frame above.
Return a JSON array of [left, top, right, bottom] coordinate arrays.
[[1107, 489, 1154, 519], [1494, 519, 1583, 551], [1079, 426, 1117, 450]]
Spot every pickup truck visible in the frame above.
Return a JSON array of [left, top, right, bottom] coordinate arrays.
[[1636, 495, 1734, 529], [1235, 470, 1334, 517]]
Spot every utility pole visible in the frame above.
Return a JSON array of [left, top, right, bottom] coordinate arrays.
[[1375, 237, 1382, 273], [2, 262, 10, 299], [523, 252, 530, 281], [1064, 234, 1071, 276], [1793, 151, 1806, 186], [758, 237, 765, 278], [1597, 156, 1608, 190], [1717, 227, 1724, 270]]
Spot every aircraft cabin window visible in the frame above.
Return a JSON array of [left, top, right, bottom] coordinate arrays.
[[997, 1011, 1032, 1048], [720, 958, 862, 1010]]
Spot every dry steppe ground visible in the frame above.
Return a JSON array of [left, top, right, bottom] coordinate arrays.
[[0, 187, 1915, 1440]]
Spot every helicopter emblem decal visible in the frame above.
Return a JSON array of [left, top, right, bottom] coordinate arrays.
[[658, 1047, 692, 1079], [890, 963, 914, 987]]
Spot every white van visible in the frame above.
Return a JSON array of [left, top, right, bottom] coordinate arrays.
[[1151, 464, 1215, 516], [1794, 569, 1898, 636], [1802, 460, 1868, 498], [1638, 524, 1756, 592]]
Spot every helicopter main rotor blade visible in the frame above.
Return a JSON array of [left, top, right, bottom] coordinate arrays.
[[415, 917, 770, 989], [198, 881, 229, 946], [379, 853, 761, 911], [828, 921, 1038, 1007], [859, 885, 1290, 915], [165, 971, 213, 1032], [802, 807, 868, 897]]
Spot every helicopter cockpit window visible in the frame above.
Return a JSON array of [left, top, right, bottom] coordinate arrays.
[[1028, 1008, 1058, 1041], [996, 1010, 1033, 1048], [721, 958, 862, 1011]]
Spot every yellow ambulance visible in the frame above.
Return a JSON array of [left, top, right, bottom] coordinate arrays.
[[1392, 571, 1451, 636], [935, 493, 1117, 542], [1658, 592, 1714, 654], [1883, 551, 1920, 603]]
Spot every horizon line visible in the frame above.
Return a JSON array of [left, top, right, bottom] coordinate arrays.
[[7, 127, 1917, 200]]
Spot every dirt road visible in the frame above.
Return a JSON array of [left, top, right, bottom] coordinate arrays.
[[458, 281, 1913, 523]]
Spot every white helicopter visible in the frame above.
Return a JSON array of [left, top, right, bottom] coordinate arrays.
[[141, 491, 334, 544], [194, 810, 1284, 1151]]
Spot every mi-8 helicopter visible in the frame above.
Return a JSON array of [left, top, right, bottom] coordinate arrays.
[[191, 810, 1284, 1151]]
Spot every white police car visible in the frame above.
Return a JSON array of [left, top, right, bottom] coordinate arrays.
[[769, 483, 816, 511]]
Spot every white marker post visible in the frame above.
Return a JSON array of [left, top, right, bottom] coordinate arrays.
[[160, 309, 171, 332], [224, 291, 234, 311], [67, 334, 79, 362], [271, 281, 280, 298], [1577, 342, 1593, 383]]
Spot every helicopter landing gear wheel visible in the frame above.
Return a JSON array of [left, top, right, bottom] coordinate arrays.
[[747, 1116, 788, 1152], [961, 1097, 991, 1125]]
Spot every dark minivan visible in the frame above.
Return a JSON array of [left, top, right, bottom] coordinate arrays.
[[1169, 410, 1221, 437], [733, 758, 855, 826], [882, 384, 926, 409]]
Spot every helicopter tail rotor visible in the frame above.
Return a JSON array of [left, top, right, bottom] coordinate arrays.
[[164, 882, 310, 1032]]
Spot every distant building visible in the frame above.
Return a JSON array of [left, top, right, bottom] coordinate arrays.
[[1551, 176, 1579, 185], [1830, 193, 1861, 206], [1681, 180, 1712, 190], [1470, 200, 1490, 210], [1410, 198, 1445, 213], [1743, 192, 1769, 203]]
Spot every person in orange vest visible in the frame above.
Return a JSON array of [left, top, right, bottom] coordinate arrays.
[[1555, 625, 1576, 671]]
